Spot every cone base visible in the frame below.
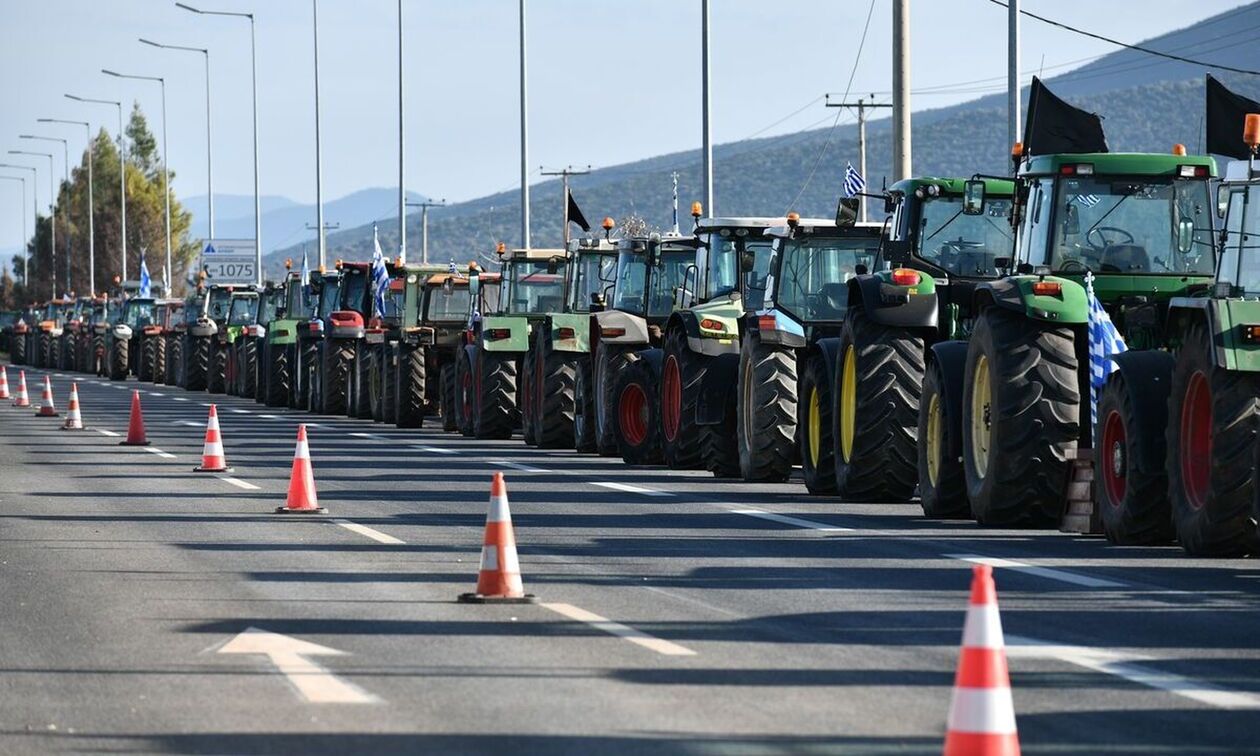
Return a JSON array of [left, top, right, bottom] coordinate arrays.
[[275, 505, 328, 514], [119, 440, 150, 446], [458, 593, 538, 604], [12, 401, 30, 407], [195, 465, 233, 473], [59, 426, 88, 431], [35, 411, 61, 417]]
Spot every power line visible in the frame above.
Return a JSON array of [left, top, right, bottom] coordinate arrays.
[[987, 0, 1260, 76]]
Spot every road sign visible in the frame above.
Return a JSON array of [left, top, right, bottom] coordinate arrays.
[[203, 239, 258, 284]]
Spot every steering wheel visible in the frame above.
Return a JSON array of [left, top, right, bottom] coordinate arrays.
[[1086, 226, 1134, 251], [1058, 258, 1090, 273]]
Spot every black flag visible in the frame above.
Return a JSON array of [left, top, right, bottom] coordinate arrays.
[[567, 189, 591, 233], [1206, 74, 1260, 159], [1022, 77, 1109, 156]]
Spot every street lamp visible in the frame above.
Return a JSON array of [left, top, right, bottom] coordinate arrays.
[[21, 134, 71, 294], [139, 37, 214, 244], [0, 175, 28, 289], [66, 94, 127, 280], [0, 164, 36, 287], [38, 118, 96, 295], [176, 2, 261, 286], [8, 150, 56, 298], [102, 69, 171, 289]]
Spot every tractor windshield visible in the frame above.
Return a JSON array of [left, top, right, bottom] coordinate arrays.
[[479, 283, 501, 316], [650, 250, 694, 317], [1047, 177, 1215, 275], [775, 235, 880, 322], [317, 279, 342, 319], [917, 196, 1014, 277], [569, 252, 617, 313], [207, 288, 233, 321], [122, 300, 156, 328], [183, 295, 205, 325], [425, 285, 472, 322], [709, 236, 775, 308], [46, 303, 65, 321], [286, 279, 313, 319], [1219, 184, 1260, 296], [381, 277, 406, 320], [259, 291, 282, 325], [340, 268, 369, 314], [612, 249, 650, 315], [503, 261, 565, 315], [228, 297, 259, 326]]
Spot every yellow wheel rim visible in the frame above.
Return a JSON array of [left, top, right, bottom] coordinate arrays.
[[808, 386, 822, 468], [925, 392, 942, 487], [970, 354, 991, 478], [839, 345, 857, 462]]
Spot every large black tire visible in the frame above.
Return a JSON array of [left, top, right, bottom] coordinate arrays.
[[208, 342, 228, 394], [440, 363, 458, 432], [396, 344, 426, 428], [1096, 372, 1173, 545], [294, 342, 317, 409], [574, 355, 596, 452], [186, 337, 209, 391], [521, 339, 538, 446], [93, 336, 107, 378], [833, 309, 923, 501], [348, 342, 372, 419], [613, 354, 662, 465], [379, 345, 398, 424], [799, 351, 837, 494], [266, 343, 291, 407], [961, 308, 1077, 528], [57, 338, 71, 370], [1167, 322, 1260, 556], [737, 334, 797, 482], [369, 344, 386, 422], [240, 338, 258, 399], [139, 337, 156, 382], [11, 333, 25, 364], [594, 344, 631, 457], [166, 337, 183, 387], [34, 332, 47, 368], [701, 390, 740, 478], [536, 331, 577, 449], [109, 340, 129, 381], [152, 336, 167, 384], [456, 349, 475, 437], [659, 327, 706, 469], [918, 361, 969, 518], [474, 348, 518, 440], [320, 341, 353, 415]]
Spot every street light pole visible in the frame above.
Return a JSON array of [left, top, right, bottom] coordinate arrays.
[[519, 0, 530, 250], [65, 94, 125, 281], [397, 0, 406, 263], [0, 176, 28, 289], [39, 118, 95, 294], [20, 135, 70, 293], [701, 0, 713, 216], [312, 0, 326, 268], [406, 199, 446, 264], [0, 164, 37, 289], [9, 150, 56, 298]]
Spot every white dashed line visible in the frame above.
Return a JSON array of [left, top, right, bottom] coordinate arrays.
[[173, 397, 188, 402], [728, 509, 852, 532], [543, 602, 695, 656], [947, 554, 1127, 589], [330, 519, 405, 545], [215, 474, 261, 490], [150, 392, 164, 397], [591, 481, 673, 497], [350, 432, 386, 441], [495, 460, 549, 474], [94, 428, 120, 437], [171, 420, 203, 427], [143, 447, 177, 460], [228, 408, 250, 414], [259, 413, 278, 419], [412, 445, 457, 455]]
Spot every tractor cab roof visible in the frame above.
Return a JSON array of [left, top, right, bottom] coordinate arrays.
[[889, 176, 1015, 196], [763, 218, 858, 239], [616, 234, 702, 253], [567, 237, 618, 254], [495, 247, 566, 262], [1019, 152, 1216, 178], [1221, 159, 1257, 184], [694, 217, 784, 235]]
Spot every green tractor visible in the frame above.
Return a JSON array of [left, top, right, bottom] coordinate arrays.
[[220, 290, 261, 397], [363, 261, 448, 426], [261, 269, 313, 407], [237, 281, 284, 400], [295, 270, 342, 412], [522, 236, 619, 449], [179, 284, 239, 392]]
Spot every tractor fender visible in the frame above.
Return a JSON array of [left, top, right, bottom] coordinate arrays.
[[848, 275, 939, 329], [696, 351, 739, 425], [809, 336, 842, 392], [927, 340, 970, 449], [594, 309, 651, 345], [1106, 350, 1175, 475], [973, 276, 1088, 325], [633, 346, 664, 377]]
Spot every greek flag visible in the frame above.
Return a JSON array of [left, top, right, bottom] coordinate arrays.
[[843, 162, 866, 198], [371, 224, 390, 317], [139, 254, 151, 298], [1075, 193, 1102, 208], [447, 260, 458, 275], [1087, 271, 1126, 429]]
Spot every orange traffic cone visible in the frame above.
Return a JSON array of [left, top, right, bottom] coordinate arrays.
[[60, 383, 85, 430], [35, 375, 60, 417], [0, 365, 10, 400], [275, 424, 326, 514], [459, 472, 536, 604], [120, 390, 149, 446], [12, 370, 30, 407], [193, 404, 232, 472], [943, 564, 1020, 756]]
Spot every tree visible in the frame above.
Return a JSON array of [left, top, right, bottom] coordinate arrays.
[[126, 103, 159, 179], [0, 266, 14, 310]]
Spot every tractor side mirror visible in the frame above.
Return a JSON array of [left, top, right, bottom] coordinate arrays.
[[590, 291, 606, 312], [883, 194, 897, 215], [835, 197, 859, 227], [1217, 184, 1230, 219], [739, 250, 756, 273], [1062, 203, 1080, 236], [442, 278, 455, 296], [546, 256, 561, 275], [1176, 217, 1196, 254], [962, 180, 986, 215]]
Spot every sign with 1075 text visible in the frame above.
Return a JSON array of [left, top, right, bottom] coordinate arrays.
[[202, 239, 258, 284]]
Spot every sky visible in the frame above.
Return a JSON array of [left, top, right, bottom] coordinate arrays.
[[0, 0, 1249, 255]]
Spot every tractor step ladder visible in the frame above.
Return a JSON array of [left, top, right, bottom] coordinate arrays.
[[1059, 447, 1100, 534]]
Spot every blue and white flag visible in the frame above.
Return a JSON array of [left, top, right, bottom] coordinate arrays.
[[300, 245, 310, 286], [139, 253, 152, 298], [844, 162, 866, 198], [448, 260, 458, 275], [371, 224, 390, 317], [1075, 193, 1102, 208], [1086, 271, 1126, 429]]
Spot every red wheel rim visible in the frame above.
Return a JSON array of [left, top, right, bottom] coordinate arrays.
[[1179, 371, 1212, 509], [662, 355, 681, 441], [620, 382, 648, 446], [1101, 409, 1127, 506]]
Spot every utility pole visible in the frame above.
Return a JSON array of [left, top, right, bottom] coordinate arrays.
[[891, 0, 911, 182], [305, 221, 339, 269], [540, 165, 590, 246], [519, 0, 530, 250], [1008, 0, 1021, 151], [825, 95, 891, 222], [406, 199, 446, 264], [397, 0, 406, 262], [671, 171, 680, 234], [700, 0, 713, 215], [312, 0, 326, 268]]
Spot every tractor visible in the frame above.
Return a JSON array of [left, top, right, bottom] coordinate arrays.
[[179, 284, 239, 392], [446, 268, 504, 435], [261, 270, 313, 408], [32, 298, 71, 368], [232, 283, 281, 399], [220, 290, 260, 396], [299, 269, 347, 415], [363, 262, 448, 426], [105, 297, 158, 380], [146, 299, 183, 384], [9, 303, 42, 365]]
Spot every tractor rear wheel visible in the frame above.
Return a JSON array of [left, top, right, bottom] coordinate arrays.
[[659, 327, 705, 469], [456, 349, 475, 437], [139, 337, 156, 383], [319, 341, 352, 415], [351, 342, 374, 418], [109, 340, 129, 381], [536, 331, 577, 449], [240, 338, 258, 399], [440, 363, 458, 432], [800, 351, 837, 494], [834, 308, 923, 501], [574, 355, 596, 452], [613, 355, 662, 465], [737, 334, 797, 482], [266, 343, 291, 407], [93, 336, 107, 378], [1097, 372, 1173, 545], [294, 342, 317, 409], [474, 348, 518, 440], [35, 333, 50, 367], [153, 336, 167, 384], [165, 337, 182, 387], [208, 342, 228, 394], [595, 344, 631, 457], [396, 343, 426, 428], [918, 361, 969, 518], [521, 340, 538, 445], [11, 333, 25, 364], [378, 345, 398, 424], [702, 391, 740, 478], [962, 308, 1077, 528], [1167, 322, 1260, 556]]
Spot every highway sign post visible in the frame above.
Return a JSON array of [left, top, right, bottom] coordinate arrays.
[[203, 239, 258, 284]]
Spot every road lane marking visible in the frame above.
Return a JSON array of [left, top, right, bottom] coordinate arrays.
[[350, 432, 386, 441], [216, 474, 261, 491], [94, 428, 120, 437], [412, 445, 457, 454], [728, 509, 853, 532], [591, 481, 673, 497], [144, 447, 177, 460], [218, 628, 378, 704], [171, 420, 203, 427], [330, 518, 405, 545], [494, 460, 549, 474], [1008, 636, 1260, 710], [947, 554, 1127, 589], [150, 392, 164, 396], [542, 602, 696, 657], [229, 408, 250, 414], [259, 414, 278, 419], [173, 397, 188, 402]]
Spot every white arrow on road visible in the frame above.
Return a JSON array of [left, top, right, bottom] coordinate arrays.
[[218, 627, 378, 704]]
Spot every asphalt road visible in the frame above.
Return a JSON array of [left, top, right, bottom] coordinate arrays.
[[1, 363, 1258, 755]]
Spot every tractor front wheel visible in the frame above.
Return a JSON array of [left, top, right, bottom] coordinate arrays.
[[799, 351, 837, 494], [521, 340, 538, 446], [536, 331, 577, 449], [574, 355, 596, 452], [595, 344, 631, 457], [396, 343, 426, 428], [613, 355, 662, 465], [474, 348, 518, 440], [440, 363, 458, 432], [737, 334, 797, 482], [240, 338, 258, 399], [456, 349, 476, 437], [266, 343, 291, 407], [139, 337, 157, 383], [1097, 372, 1173, 545], [320, 341, 353, 415], [918, 361, 968, 518], [109, 340, 129, 381], [659, 327, 705, 469], [208, 342, 228, 394]]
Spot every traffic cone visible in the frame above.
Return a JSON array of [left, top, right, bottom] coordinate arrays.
[[12, 370, 30, 407], [275, 424, 326, 514], [35, 375, 60, 417], [120, 390, 149, 446], [943, 564, 1020, 756], [459, 472, 536, 604], [60, 383, 85, 430], [0, 365, 10, 400], [193, 404, 232, 472]]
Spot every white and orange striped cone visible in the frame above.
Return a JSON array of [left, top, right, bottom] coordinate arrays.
[[60, 383, 85, 430], [459, 472, 536, 604], [943, 564, 1020, 756], [12, 370, 30, 407], [35, 375, 60, 417], [275, 424, 326, 514], [0, 365, 10, 400], [193, 404, 232, 472]]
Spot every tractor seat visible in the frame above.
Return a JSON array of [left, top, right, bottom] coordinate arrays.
[[1100, 244, 1149, 273]]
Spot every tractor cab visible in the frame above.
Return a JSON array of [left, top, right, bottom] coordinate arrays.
[[494, 247, 567, 320], [611, 235, 699, 327]]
